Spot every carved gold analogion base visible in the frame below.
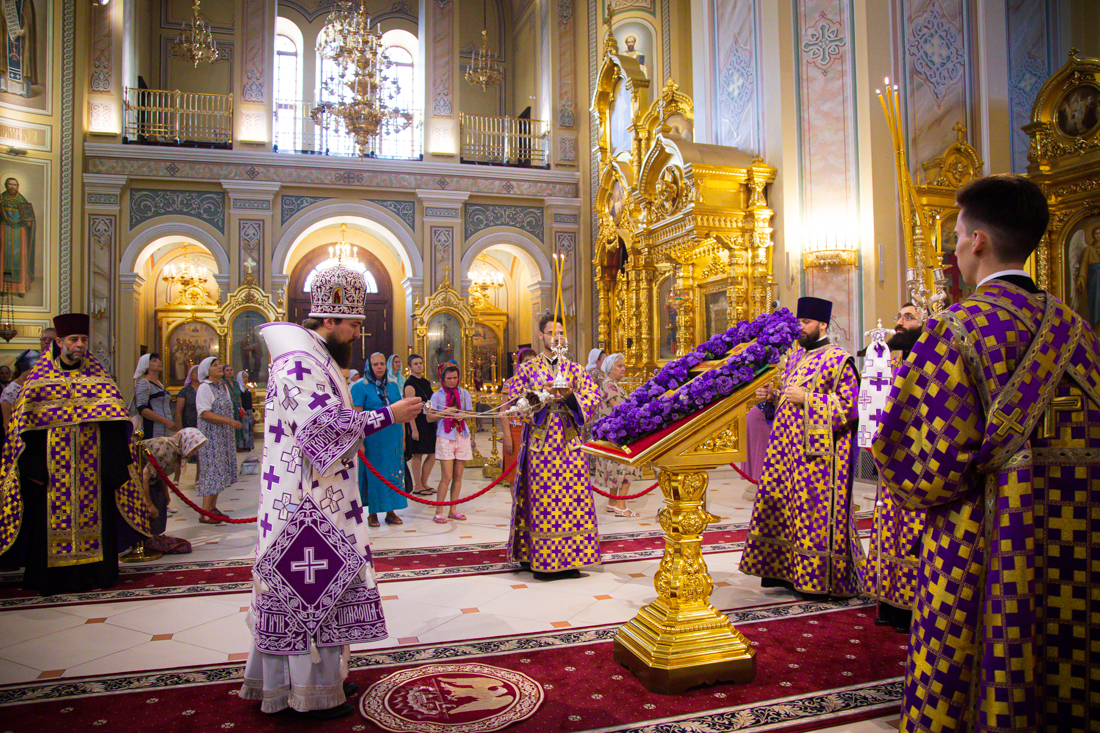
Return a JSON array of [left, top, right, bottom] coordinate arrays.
[[613, 469, 755, 694]]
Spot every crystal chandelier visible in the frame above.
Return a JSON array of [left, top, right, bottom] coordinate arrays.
[[466, 30, 505, 91], [330, 224, 362, 267], [314, 0, 412, 158], [172, 0, 219, 67]]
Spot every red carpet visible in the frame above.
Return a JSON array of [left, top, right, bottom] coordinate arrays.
[[0, 601, 904, 732], [0, 519, 874, 610]]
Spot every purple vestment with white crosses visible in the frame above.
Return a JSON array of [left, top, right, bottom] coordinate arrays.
[[241, 323, 394, 712]]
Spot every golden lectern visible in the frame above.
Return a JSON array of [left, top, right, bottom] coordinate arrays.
[[583, 369, 771, 694]]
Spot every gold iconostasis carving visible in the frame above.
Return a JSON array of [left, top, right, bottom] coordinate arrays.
[[1026, 49, 1100, 332], [591, 25, 776, 377]]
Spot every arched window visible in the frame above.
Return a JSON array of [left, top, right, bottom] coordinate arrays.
[[274, 17, 304, 152], [303, 258, 379, 293]]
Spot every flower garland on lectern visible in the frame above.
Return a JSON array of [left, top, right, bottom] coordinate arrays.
[[591, 309, 800, 444]]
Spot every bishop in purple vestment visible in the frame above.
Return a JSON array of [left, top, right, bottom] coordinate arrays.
[[240, 264, 422, 720]]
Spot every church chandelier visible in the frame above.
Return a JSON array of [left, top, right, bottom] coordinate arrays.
[[313, 0, 413, 158], [171, 0, 220, 68], [465, 31, 505, 91]]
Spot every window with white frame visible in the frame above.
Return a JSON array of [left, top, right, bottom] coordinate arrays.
[[274, 17, 304, 152]]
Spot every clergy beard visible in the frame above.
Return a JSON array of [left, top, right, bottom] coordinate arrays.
[[798, 326, 825, 348], [887, 328, 921, 356], [324, 335, 354, 369]]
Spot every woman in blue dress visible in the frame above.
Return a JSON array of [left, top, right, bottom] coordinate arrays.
[[352, 352, 407, 527]]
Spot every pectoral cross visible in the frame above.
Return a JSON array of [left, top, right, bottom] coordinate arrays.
[[1039, 395, 1083, 440], [992, 407, 1026, 441]]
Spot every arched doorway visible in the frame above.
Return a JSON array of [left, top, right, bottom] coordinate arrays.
[[288, 244, 393, 369]]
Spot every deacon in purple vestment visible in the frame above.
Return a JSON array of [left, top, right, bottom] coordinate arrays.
[[740, 297, 860, 597], [874, 175, 1100, 733], [0, 314, 151, 596], [507, 313, 601, 580], [240, 264, 422, 720]]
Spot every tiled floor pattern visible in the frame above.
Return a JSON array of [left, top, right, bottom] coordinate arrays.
[[0, 450, 890, 729]]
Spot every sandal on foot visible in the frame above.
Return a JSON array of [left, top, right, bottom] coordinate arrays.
[[199, 516, 223, 525], [612, 507, 639, 518], [604, 506, 616, 513], [385, 514, 403, 525], [447, 512, 466, 521], [367, 516, 380, 528], [433, 515, 448, 524]]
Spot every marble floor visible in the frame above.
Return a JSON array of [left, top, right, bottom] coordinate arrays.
[[0, 445, 897, 731]]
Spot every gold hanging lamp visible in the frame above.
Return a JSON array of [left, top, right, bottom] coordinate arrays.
[[465, 0, 504, 91], [172, 0, 220, 67], [314, 0, 413, 158]]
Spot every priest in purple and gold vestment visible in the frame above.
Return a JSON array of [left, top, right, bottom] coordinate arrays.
[[240, 263, 422, 720], [854, 302, 926, 633], [0, 313, 151, 596], [507, 313, 601, 581], [875, 175, 1100, 733], [740, 296, 860, 597]]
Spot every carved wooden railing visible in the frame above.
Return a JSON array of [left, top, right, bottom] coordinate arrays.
[[460, 113, 548, 167], [123, 87, 233, 146]]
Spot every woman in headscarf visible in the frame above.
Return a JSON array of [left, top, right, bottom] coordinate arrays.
[[386, 354, 405, 394], [385, 354, 414, 495], [174, 365, 201, 430], [591, 353, 642, 517], [500, 347, 537, 487], [221, 361, 248, 452], [403, 353, 436, 495], [195, 357, 241, 523], [1, 349, 40, 451], [585, 348, 607, 390], [134, 352, 176, 439], [348, 369, 361, 385], [352, 353, 406, 527], [426, 361, 473, 523], [139, 428, 207, 553], [236, 371, 255, 452]]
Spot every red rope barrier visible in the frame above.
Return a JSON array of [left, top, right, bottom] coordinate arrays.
[[358, 450, 517, 507], [145, 452, 257, 524], [729, 463, 759, 485], [586, 480, 661, 500]]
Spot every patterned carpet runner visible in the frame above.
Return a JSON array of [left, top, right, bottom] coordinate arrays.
[[0, 600, 905, 733]]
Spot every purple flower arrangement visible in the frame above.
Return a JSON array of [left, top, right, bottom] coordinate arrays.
[[590, 308, 800, 445]]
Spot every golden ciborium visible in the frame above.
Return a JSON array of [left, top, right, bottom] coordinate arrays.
[[583, 362, 773, 694]]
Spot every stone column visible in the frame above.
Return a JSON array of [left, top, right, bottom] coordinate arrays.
[[546, 198, 581, 351], [88, 0, 121, 138], [417, 189, 469, 293], [84, 174, 128, 379], [422, 0, 459, 160], [235, 0, 276, 150], [118, 273, 145, 399], [221, 180, 281, 292]]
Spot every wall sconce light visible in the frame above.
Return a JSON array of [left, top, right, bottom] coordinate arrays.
[[803, 231, 858, 272]]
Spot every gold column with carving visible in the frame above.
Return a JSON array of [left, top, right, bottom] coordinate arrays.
[[674, 263, 695, 357], [613, 467, 756, 693], [597, 274, 612, 348], [638, 261, 657, 375]]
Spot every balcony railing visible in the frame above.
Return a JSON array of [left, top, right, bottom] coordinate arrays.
[[123, 87, 233, 147], [460, 113, 548, 167], [273, 99, 423, 160]]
